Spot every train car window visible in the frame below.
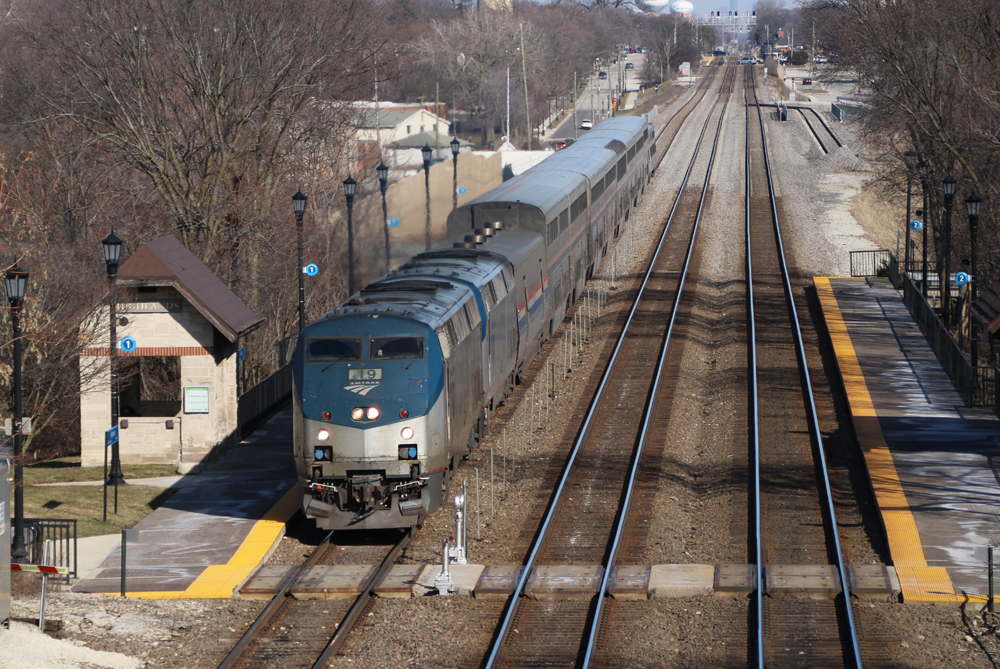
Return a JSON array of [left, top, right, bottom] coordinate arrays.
[[571, 194, 586, 221], [370, 336, 424, 360], [591, 180, 604, 202], [548, 219, 558, 244], [617, 157, 626, 180], [605, 172, 615, 190], [627, 145, 635, 162], [307, 337, 362, 362], [484, 281, 498, 308], [559, 209, 569, 233]]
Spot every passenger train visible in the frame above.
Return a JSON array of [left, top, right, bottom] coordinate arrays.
[[292, 116, 656, 529]]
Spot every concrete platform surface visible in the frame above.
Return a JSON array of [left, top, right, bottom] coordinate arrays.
[[818, 277, 1000, 603], [71, 409, 297, 598]]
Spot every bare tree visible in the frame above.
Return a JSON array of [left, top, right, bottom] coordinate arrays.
[[2, 0, 385, 254]]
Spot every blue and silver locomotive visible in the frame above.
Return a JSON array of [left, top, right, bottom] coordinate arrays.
[[293, 117, 655, 529]]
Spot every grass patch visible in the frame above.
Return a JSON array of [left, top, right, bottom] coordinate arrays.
[[23, 482, 177, 537], [23, 456, 179, 485]]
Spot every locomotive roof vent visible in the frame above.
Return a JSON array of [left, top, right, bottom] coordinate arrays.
[[473, 227, 495, 237], [485, 221, 502, 230], [453, 241, 477, 249], [464, 234, 487, 246]]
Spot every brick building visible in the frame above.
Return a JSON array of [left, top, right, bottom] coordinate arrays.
[[79, 236, 263, 471]]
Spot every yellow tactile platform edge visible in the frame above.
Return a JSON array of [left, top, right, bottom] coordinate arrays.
[[96, 484, 299, 599], [815, 277, 958, 603]]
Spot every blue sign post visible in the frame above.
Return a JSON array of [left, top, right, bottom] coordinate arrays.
[[456, 186, 467, 195], [103, 425, 119, 522], [910, 219, 922, 231], [119, 336, 137, 353], [956, 272, 970, 286], [304, 263, 319, 277], [388, 217, 400, 228]]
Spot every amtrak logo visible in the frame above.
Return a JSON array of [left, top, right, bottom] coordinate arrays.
[[345, 383, 379, 395]]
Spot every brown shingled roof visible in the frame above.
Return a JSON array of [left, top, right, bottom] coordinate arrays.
[[118, 235, 263, 342]]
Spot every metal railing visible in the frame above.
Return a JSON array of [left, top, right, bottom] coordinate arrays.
[[850, 249, 1000, 410], [23, 518, 77, 583], [849, 249, 892, 279], [237, 362, 292, 437]]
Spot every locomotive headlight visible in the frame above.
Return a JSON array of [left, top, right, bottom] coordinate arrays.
[[351, 407, 365, 421], [400, 426, 414, 440], [317, 429, 330, 441], [366, 407, 380, 420]]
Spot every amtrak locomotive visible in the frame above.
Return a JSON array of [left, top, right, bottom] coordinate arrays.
[[293, 116, 656, 529]]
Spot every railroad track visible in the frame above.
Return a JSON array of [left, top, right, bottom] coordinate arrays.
[[217, 529, 410, 669], [744, 66, 862, 668], [482, 62, 739, 669], [652, 57, 725, 172]]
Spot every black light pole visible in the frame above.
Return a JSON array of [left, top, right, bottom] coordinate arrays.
[[377, 161, 390, 274], [919, 161, 930, 298], [967, 192, 982, 368], [343, 176, 357, 296], [422, 144, 433, 251], [102, 232, 126, 501], [5, 264, 28, 560], [292, 191, 307, 333], [942, 175, 957, 326], [903, 151, 917, 278], [450, 137, 460, 211]]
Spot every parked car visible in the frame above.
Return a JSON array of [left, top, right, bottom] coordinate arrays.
[[738, 57, 754, 65], [779, 56, 788, 65], [814, 55, 828, 63], [580, 119, 593, 130], [802, 77, 813, 85], [599, 71, 608, 79], [625, 62, 634, 69]]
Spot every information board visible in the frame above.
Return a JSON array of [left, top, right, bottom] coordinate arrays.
[[183, 386, 211, 414]]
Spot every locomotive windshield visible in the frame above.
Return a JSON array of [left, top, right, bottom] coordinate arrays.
[[307, 337, 362, 362], [370, 336, 424, 360]]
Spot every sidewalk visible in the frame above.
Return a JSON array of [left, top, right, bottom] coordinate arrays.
[[71, 408, 297, 598]]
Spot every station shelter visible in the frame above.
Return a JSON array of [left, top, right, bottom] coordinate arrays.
[[79, 236, 263, 471]]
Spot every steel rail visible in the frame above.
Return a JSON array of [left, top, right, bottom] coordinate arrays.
[[217, 530, 336, 669], [749, 64, 864, 669], [651, 60, 723, 173], [806, 108, 843, 147], [311, 529, 413, 669], [744, 66, 766, 669], [796, 108, 829, 154], [582, 61, 739, 669], [482, 61, 737, 669]]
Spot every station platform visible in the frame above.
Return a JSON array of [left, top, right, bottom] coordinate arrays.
[[72, 408, 297, 598], [816, 277, 1000, 603]]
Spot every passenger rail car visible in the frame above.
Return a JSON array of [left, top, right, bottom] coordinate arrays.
[[293, 116, 654, 530]]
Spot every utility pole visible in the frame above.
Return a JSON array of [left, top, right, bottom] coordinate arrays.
[[520, 23, 530, 149], [810, 21, 816, 77], [573, 72, 578, 139], [435, 82, 440, 158]]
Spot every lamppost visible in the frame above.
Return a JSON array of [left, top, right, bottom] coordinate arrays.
[[450, 137, 460, 211], [377, 161, 390, 273], [918, 161, 930, 297], [903, 151, 917, 278], [422, 144, 433, 251], [942, 175, 957, 326], [102, 231, 126, 496], [966, 192, 982, 368], [5, 263, 28, 560], [292, 191, 307, 333], [343, 176, 357, 296]]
